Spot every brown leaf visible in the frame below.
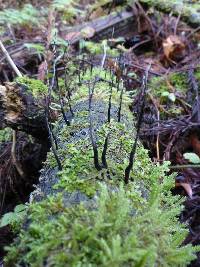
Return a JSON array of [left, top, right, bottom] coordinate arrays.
[[107, 59, 122, 80], [162, 35, 185, 63]]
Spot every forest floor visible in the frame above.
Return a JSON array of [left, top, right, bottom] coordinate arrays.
[[0, 0, 200, 266]]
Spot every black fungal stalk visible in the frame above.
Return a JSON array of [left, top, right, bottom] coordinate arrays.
[[102, 134, 109, 168], [88, 80, 102, 171], [64, 65, 74, 116], [108, 73, 114, 123], [118, 86, 123, 122], [47, 53, 60, 150], [117, 53, 123, 91], [101, 71, 115, 168], [45, 48, 62, 170], [46, 117, 62, 171], [55, 66, 70, 126], [45, 95, 62, 171], [124, 64, 151, 184]]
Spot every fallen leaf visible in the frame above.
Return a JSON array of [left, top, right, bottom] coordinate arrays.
[[183, 152, 200, 164], [162, 35, 185, 63], [107, 59, 122, 80]]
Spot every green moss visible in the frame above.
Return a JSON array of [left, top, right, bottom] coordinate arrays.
[[138, 0, 200, 25], [52, 0, 84, 23], [195, 67, 200, 81], [148, 72, 188, 117], [0, 128, 12, 143], [149, 72, 188, 98], [0, 4, 43, 27], [5, 158, 198, 266], [15, 76, 48, 98], [80, 40, 119, 57], [4, 66, 200, 266]]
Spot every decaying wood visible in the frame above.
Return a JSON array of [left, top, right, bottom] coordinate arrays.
[[140, 0, 200, 27], [61, 10, 136, 44], [0, 39, 25, 177], [0, 83, 48, 142]]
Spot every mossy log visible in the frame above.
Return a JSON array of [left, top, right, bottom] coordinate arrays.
[[3, 69, 198, 267], [139, 0, 200, 27], [61, 10, 136, 44]]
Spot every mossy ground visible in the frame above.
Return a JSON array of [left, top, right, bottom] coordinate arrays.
[[148, 69, 200, 117]]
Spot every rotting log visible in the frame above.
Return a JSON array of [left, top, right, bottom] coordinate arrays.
[[139, 0, 200, 27], [60, 10, 137, 44], [0, 82, 48, 142]]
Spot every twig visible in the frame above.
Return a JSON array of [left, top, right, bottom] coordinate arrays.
[[0, 40, 22, 77], [186, 26, 200, 39], [148, 93, 160, 160], [130, 37, 152, 51], [170, 164, 200, 169], [174, 8, 182, 35], [124, 63, 151, 184], [101, 41, 107, 70]]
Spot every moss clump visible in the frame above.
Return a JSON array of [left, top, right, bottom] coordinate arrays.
[[0, 4, 43, 27], [5, 159, 198, 266], [148, 72, 188, 117], [139, 0, 200, 25], [80, 40, 119, 57], [149, 72, 188, 98], [16, 76, 48, 98], [0, 128, 12, 143]]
